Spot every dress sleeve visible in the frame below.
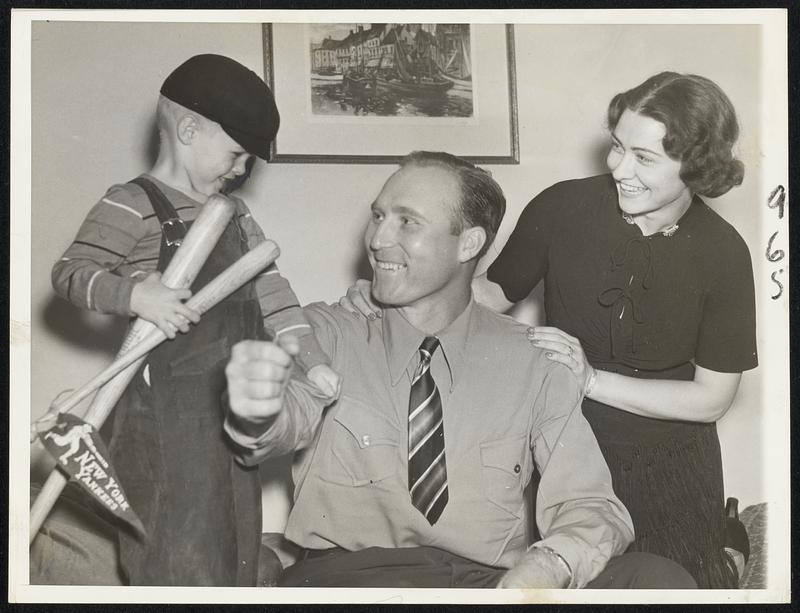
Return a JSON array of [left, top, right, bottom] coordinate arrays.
[[695, 230, 758, 372], [486, 183, 562, 303], [236, 201, 331, 372], [51, 185, 148, 315]]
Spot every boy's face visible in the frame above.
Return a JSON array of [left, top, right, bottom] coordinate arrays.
[[186, 120, 252, 197]]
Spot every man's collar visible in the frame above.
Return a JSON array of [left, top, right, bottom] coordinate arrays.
[[384, 299, 473, 390]]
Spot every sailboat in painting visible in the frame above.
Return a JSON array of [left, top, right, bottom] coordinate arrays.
[[375, 38, 453, 96], [435, 27, 472, 91], [343, 52, 376, 93]]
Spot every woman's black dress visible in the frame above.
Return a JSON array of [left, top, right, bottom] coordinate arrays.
[[487, 174, 758, 588]]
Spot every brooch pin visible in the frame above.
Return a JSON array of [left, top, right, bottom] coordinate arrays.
[[622, 213, 679, 237]]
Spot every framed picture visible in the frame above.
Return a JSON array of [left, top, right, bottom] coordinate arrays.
[[262, 23, 519, 164]]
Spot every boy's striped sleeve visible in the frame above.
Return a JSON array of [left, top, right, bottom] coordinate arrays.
[[52, 186, 150, 315]]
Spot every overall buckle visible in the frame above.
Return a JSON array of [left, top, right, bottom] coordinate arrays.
[[161, 218, 187, 247]]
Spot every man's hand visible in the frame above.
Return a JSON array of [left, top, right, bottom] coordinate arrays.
[[225, 336, 299, 437], [129, 271, 200, 339], [306, 364, 342, 402], [496, 547, 571, 589]]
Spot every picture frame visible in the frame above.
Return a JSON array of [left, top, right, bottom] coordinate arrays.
[[262, 23, 519, 164]]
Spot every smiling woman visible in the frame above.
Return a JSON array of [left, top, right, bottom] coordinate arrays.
[[476, 72, 756, 588], [606, 110, 693, 234]]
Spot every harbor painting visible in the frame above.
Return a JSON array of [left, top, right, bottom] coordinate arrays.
[[308, 24, 474, 118], [263, 23, 518, 162]]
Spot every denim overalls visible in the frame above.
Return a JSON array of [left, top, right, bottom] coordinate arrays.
[[109, 178, 267, 586]]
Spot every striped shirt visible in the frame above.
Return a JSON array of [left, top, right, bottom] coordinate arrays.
[[51, 175, 329, 371]]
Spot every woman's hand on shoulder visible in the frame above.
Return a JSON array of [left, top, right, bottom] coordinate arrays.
[[528, 326, 595, 395], [338, 278, 382, 320]]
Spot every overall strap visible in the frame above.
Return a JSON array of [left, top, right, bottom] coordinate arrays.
[[128, 176, 187, 248]]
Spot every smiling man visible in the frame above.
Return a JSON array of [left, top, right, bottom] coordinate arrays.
[[223, 151, 696, 589]]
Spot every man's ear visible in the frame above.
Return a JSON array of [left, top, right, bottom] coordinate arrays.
[[176, 114, 200, 146], [458, 226, 487, 263]]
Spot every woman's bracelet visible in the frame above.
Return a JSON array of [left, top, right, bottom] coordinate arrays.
[[584, 366, 598, 397]]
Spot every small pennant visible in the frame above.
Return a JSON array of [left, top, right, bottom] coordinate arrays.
[[38, 412, 146, 538]]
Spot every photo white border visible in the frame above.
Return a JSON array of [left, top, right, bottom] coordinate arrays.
[[9, 7, 790, 605]]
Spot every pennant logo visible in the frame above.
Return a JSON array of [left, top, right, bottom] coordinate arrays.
[[38, 412, 146, 538]]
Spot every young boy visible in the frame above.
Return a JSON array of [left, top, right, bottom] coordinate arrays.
[[50, 54, 340, 586]]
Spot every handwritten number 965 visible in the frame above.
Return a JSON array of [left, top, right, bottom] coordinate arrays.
[[766, 185, 786, 300]]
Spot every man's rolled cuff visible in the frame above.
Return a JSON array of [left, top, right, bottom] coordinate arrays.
[[529, 545, 573, 587], [222, 392, 281, 466], [531, 534, 613, 589]]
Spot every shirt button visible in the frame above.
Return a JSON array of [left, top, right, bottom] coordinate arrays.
[[514, 464, 521, 474], [362, 435, 370, 446]]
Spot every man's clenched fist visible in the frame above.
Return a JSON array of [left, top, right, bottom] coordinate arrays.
[[225, 336, 299, 437]]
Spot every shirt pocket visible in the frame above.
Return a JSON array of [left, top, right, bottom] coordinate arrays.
[[167, 336, 230, 378], [480, 434, 528, 518], [319, 397, 400, 487]]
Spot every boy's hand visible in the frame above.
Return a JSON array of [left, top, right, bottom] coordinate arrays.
[[129, 272, 201, 339], [306, 364, 342, 402], [225, 336, 299, 438]]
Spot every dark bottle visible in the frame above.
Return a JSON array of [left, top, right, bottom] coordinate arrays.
[[724, 497, 750, 564]]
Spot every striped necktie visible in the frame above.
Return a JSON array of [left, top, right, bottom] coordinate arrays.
[[408, 336, 449, 525]]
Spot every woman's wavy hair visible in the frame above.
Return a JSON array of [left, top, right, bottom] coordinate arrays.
[[607, 72, 744, 198]]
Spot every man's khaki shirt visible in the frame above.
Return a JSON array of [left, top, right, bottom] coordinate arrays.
[[225, 299, 634, 587]]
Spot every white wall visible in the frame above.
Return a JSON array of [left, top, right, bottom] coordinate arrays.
[[30, 20, 767, 532]]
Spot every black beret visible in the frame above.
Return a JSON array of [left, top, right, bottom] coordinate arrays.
[[161, 54, 280, 160]]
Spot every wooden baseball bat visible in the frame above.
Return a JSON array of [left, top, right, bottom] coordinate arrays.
[[42, 240, 280, 417], [30, 193, 236, 441], [30, 193, 236, 543], [116, 193, 238, 353]]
